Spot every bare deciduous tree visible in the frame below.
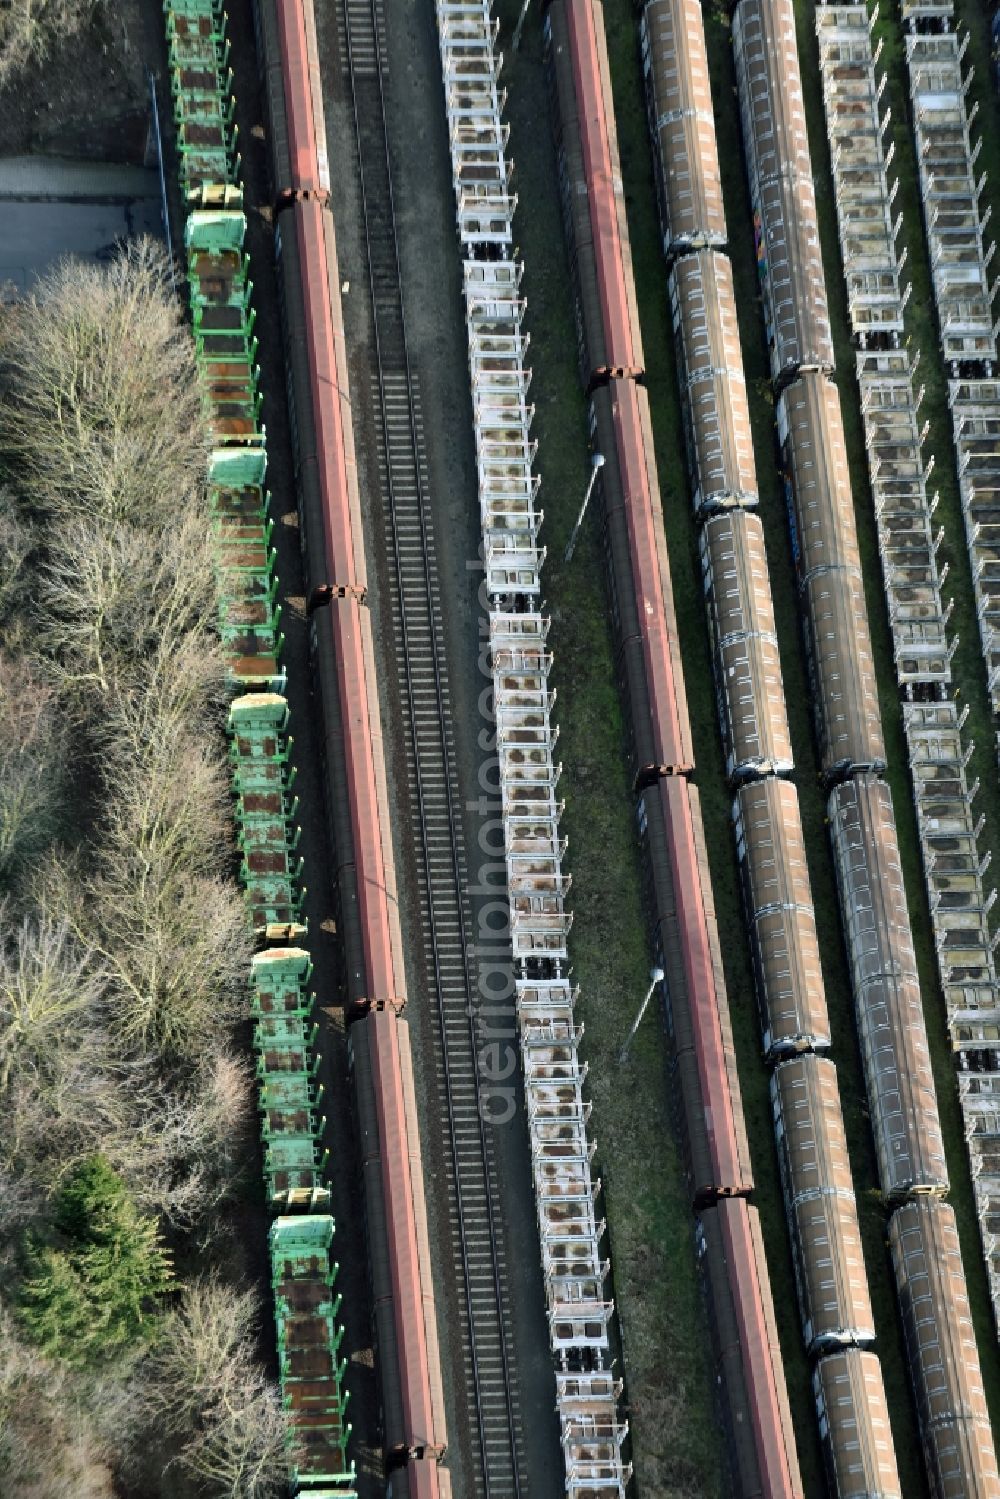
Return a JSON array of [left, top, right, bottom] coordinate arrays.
[[0, 906, 115, 1202], [134, 1279, 292, 1499], [33, 510, 221, 706], [0, 239, 270, 1497], [101, 718, 234, 892], [0, 241, 207, 528], [0, 1310, 115, 1499], [0, 910, 251, 1222], [0, 504, 31, 623], [100, 866, 250, 1059], [110, 631, 229, 753], [37, 846, 250, 1065], [104, 1047, 254, 1228], [0, 657, 65, 881], [0, 908, 103, 1105]]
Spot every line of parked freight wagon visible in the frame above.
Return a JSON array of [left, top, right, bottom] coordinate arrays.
[[251, 0, 460, 1493], [639, 0, 901, 1492], [546, 1, 807, 1493], [168, 1, 466, 1493], [434, 4, 633, 1493], [814, 0, 1000, 1348], [900, 0, 1000, 764], [164, 3, 356, 1494], [728, 1, 999, 1495]]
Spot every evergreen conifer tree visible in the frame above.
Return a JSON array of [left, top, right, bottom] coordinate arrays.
[[17, 1155, 172, 1364]]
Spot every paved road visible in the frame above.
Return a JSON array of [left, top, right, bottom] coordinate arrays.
[[0, 157, 162, 293]]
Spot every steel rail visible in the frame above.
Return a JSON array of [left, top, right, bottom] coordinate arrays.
[[341, 1, 524, 1493]]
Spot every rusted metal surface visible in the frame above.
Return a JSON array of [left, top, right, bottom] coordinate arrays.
[[345, 0, 526, 1481], [648, 777, 753, 1197], [546, 2, 605, 383], [396, 1017, 449, 1458], [733, 778, 830, 1058], [640, 0, 726, 257], [812, 1349, 901, 1499], [569, 0, 643, 372], [889, 1202, 1000, 1499], [828, 776, 949, 1198], [552, 0, 643, 376], [545, 0, 809, 1490], [700, 1199, 804, 1499], [408, 1456, 454, 1499], [800, 561, 883, 782], [294, 199, 364, 590], [271, 1236, 349, 1471], [259, 2, 449, 1486], [589, 378, 694, 781], [778, 372, 861, 581], [264, 0, 329, 199], [287, 194, 399, 1004], [608, 378, 695, 774], [771, 1054, 874, 1354], [350, 1013, 406, 1450], [369, 1007, 443, 1458], [700, 511, 791, 783]]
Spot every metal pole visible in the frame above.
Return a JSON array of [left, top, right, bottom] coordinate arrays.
[[564, 452, 605, 563], [619, 967, 665, 1065], [148, 71, 176, 294], [512, 0, 532, 52]]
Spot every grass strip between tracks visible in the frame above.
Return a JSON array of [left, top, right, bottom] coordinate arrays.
[[496, 0, 1000, 1489], [509, 0, 1000, 1492], [499, 3, 724, 1494]]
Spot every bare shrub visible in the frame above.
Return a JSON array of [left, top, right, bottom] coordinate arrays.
[[0, 906, 116, 1202], [0, 1312, 114, 1499], [0, 908, 103, 1107], [0, 238, 268, 1494], [100, 693, 234, 890], [98, 863, 250, 1059], [32, 507, 220, 705], [0, 240, 207, 529], [0, 655, 65, 880], [0, 2, 106, 88], [0, 504, 32, 623], [91, 719, 248, 1058], [38, 841, 250, 1065], [104, 1047, 254, 1229], [0, 888, 251, 1223], [0, 883, 252, 1228], [86, 697, 249, 1059], [133, 1279, 292, 1499], [0, 1169, 39, 1239]]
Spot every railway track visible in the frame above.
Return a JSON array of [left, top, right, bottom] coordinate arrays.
[[341, 2, 525, 1494]]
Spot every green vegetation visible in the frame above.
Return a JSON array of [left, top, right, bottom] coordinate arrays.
[[501, 0, 1000, 1489], [595, 1, 825, 1488], [498, 8, 724, 1495], [17, 1157, 172, 1366], [0, 244, 284, 1498]]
